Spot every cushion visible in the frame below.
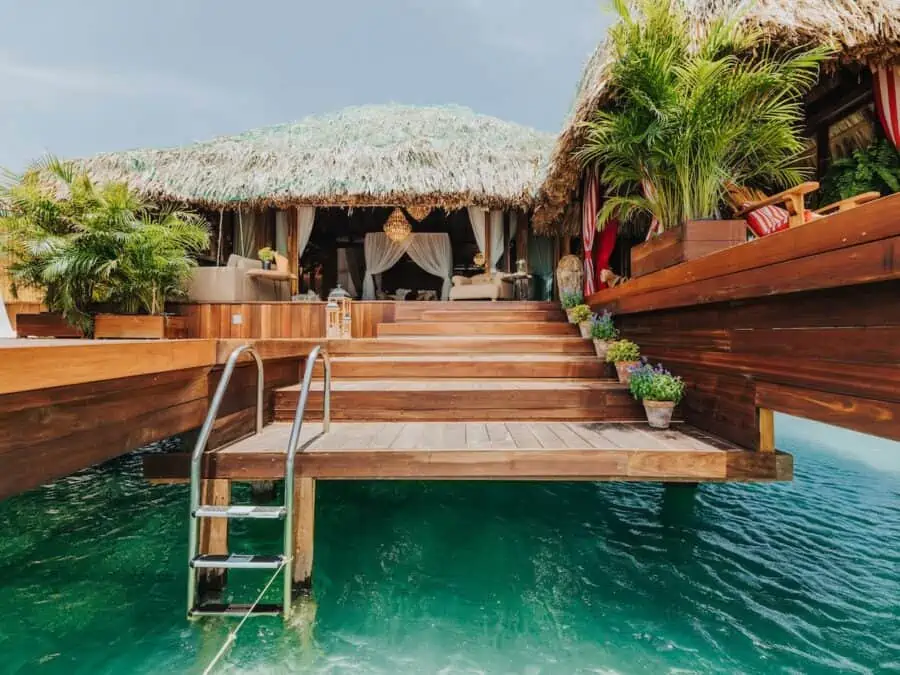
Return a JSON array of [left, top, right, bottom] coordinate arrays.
[[745, 204, 817, 238], [226, 254, 262, 270], [452, 275, 471, 286]]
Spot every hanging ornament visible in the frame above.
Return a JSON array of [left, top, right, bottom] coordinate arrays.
[[405, 205, 432, 222], [473, 252, 485, 268], [383, 208, 412, 243]]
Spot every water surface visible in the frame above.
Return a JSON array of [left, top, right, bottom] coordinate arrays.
[[1, 416, 898, 674]]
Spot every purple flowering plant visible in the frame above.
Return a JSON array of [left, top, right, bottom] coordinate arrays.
[[628, 362, 685, 403]]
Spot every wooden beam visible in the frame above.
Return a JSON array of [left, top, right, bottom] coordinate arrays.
[[758, 408, 775, 452], [198, 479, 230, 596], [292, 477, 315, 591], [287, 208, 299, 295]]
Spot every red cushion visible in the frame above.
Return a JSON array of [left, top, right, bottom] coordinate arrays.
[[745, 204, 790, 237]]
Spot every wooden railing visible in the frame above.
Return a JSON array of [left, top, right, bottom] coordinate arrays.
[[589, 194, 900, 448]]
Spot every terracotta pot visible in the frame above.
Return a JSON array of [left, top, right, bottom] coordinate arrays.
[[614, 360, 639, 384], [578, 321, 592, 339], [643, 400, 676, 429], [593, 339, 611, 360], [565, 308, 577, 324]]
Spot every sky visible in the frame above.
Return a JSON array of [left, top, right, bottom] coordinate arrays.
[[0, 0, 614, 171]]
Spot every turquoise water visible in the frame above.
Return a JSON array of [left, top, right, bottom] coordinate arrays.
[[1, 416, 898, 674]]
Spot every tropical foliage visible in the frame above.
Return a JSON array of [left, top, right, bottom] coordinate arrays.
[[1, 157, 209, 333], [578, 0, 829, 232], [560, 290, 583, 309], [570, 304, 592, 323], [590, 310, 619, 341], [628, 362, 685, 403], [818, 138, 900, 206], [605, 339, 640, 363]]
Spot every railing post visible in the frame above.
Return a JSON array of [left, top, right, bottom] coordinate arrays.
[[758, 408, 775, 452]]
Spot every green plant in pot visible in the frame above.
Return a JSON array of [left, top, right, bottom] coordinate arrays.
[[605, 339, 641, 384], [561, 291, 584, 323], [577, 0, 828, 234], [258, 246, 276, 270], [628, 362, 685, 429], [570, 304, 593, 338], [590, 310, 619, 359]]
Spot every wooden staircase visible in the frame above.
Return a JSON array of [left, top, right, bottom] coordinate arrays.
[[275, 302, 647, 423]]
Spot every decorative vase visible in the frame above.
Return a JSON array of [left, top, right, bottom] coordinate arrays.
[[643, 400, 676, 429], [592, 339, 611, 360], [614, 360, 639, 385], [578, 321, 592, 339], [565, 308, 577, 324]]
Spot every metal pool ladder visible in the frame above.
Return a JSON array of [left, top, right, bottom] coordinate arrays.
[[187, 344, 331, 619]]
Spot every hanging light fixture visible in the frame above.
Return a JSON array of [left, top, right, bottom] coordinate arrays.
[[406, 205, 432, 222], [384, 208, 412, 243], [473, 252, 485, 268]]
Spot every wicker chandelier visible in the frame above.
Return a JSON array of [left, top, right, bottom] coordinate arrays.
[[405, 205, 432, 222], [384, 208, 412, 243]]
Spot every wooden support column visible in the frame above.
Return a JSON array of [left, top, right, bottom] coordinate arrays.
[[552, 236, 561, 301], [483, 210, 492, 277], [562, 236, 572, 256], [292, 477, 316, 593], [197, 478, 230, 597], [758, 408, 775, 452], [287, 207, 299, 295]]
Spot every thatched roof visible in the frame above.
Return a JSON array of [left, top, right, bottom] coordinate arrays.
[[76, 104, 554, 211], [533, 0, 900, 233]]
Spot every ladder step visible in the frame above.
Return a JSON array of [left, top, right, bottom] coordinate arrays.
[[193, 505, 286, 519], [191, 554, 285, 570], [190, 603, 283, 618]]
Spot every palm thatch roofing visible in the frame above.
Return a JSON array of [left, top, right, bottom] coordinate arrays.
[[75, 104, 554, 211], [533, 0, 900, 233]]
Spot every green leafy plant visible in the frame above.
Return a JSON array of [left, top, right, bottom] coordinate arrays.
[[818, 138, 900, 207], [590, 310, 619, 340], [605, 339, 640, 363], [561, 290, 583, 309], [628, 362, 685, 402], [258, 246, 276, 263], [1, 157, 209, 333], [570, 304, 592, 323], [578, 0, 828, 232]]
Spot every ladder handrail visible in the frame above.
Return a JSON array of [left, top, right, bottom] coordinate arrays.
[[282, 344, 331, 615], [187, 344, 264, 613]]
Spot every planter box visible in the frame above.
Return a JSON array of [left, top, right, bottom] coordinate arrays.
[[630, 220, 746, 278], [94, 314, 188, 339], [15, 313, 84, 338]]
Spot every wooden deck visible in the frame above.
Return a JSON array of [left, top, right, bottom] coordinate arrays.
[[144, 421, 791, 482]]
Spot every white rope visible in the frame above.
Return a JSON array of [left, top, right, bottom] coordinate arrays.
[[201, 559, 287, 675]]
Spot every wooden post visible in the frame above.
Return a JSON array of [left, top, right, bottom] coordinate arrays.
[[292, 477, 316, 593], [562, 236, 572, 256], [503, 212, 511, 273], [552, 236, 561, 301], [483, 210, 492, 277], [287, 208, 299, 295], [197, 479, 230, 597], [758, 408, 775, 452]]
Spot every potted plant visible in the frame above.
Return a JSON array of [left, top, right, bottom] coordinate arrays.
[[628, 362, 685, 429], [570, 304, 592, 338], [577, 0, 827, 277], [561, 291, 583, 323], [258, 246, 276, 270], [605, 339, 641, 384], [590, 310, 619, 359], [2, 156, 209, 338]]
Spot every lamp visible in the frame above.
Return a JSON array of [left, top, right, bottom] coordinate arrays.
[[473, 252, 485, 268], [384, 208, 412, 243], [406, 205, 432, 222], [327, 285, 353, 338]]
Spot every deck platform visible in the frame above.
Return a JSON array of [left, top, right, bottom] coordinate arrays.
[[143, 421, 791, 482]]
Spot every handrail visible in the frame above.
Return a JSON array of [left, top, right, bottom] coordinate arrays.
[[187, 344, 264, 612], [282, 344, 331, 614]]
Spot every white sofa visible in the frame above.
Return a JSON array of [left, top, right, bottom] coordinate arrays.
[[449, 273, 513, 301], [186, 254, 289, 302]]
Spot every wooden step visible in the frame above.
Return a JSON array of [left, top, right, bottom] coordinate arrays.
[[412, 309, 566, 323], [315, 355, 609, 379], [275, 379, 646, 422], [377, 321, 578, 337], [393, 301, 558, 321], [326, 336, 594, 355]]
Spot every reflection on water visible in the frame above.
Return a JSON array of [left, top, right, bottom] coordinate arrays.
[[0, 417, 898, 674]]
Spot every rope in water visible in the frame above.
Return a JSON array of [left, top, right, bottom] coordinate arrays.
[[201, 559, 287, 675]]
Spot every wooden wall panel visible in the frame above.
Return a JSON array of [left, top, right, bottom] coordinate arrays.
[[591, 197, 900, 447]]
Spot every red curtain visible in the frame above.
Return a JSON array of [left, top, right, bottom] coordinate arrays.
[[582, 167, 599, 296], [873, 65, 900, 149], [594, 218, 619, 290]]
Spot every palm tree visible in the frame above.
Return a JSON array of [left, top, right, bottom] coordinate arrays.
[[577, 0, 829, 232], [1, 157, 208, 333]]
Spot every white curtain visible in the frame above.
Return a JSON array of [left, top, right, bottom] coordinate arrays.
[[467, 207, 506, 271], [297, 206, 315, 261], [235, 209, 256, 258], [0, 290, 14, 338], [407, 233, 453, 300], [275, 210, 289, 255], [363, 232, 408, 300], [337, 248, 359, 298]]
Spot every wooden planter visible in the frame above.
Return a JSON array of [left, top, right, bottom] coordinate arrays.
[[631, 220, 746, 278], [94, 314, 188, 339], [15, 312, 84, 338]]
